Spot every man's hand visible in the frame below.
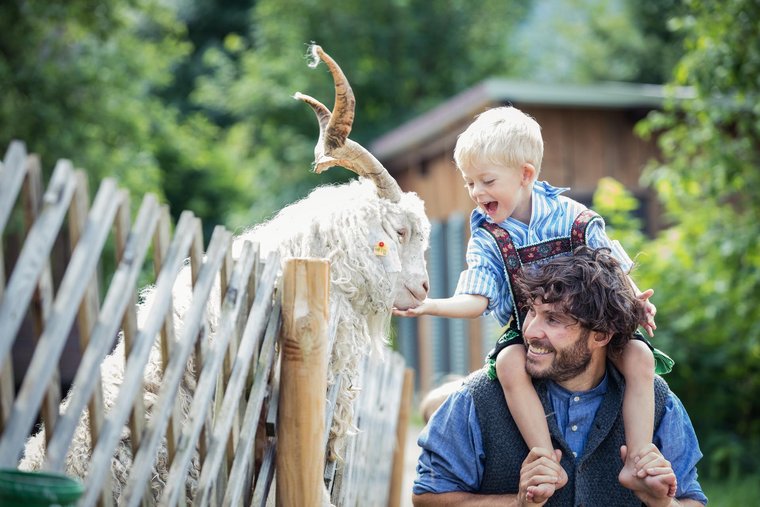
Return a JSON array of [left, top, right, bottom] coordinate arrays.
[[518, 448, 564, 506], [620, 444, 678, 507], [636, 288, 657, 337]]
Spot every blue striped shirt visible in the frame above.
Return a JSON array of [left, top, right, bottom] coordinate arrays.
[[454, 180, 633, 326]]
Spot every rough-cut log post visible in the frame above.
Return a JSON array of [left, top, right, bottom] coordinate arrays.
[[276, 258, 329, 507], [389, 368, 414, 507]]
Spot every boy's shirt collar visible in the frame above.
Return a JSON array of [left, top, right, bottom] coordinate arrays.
[[469, 180, 570, 230]]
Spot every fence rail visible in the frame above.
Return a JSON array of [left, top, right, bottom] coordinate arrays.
[[0, 140, 412, 506]]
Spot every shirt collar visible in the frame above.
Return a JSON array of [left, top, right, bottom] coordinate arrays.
[[546, 370, 609, 401], [469, 180, 570, 230]]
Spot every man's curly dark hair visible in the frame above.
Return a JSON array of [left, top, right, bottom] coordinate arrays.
[[514, 246, 645, 358]]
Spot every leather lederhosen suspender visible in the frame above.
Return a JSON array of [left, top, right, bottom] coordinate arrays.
[[480, 209, 601, 330]]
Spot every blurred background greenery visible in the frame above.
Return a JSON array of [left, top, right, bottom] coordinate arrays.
[[1, 0, 758, 501]]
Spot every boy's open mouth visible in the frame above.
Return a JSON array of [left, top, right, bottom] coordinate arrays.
[[483, 201, 498, 214]]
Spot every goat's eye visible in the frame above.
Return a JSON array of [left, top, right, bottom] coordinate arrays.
[[397, 229, 407, 240]]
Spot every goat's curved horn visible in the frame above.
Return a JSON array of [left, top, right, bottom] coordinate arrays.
[[294, 92, 331, 132], [294, 44, 402, 203]]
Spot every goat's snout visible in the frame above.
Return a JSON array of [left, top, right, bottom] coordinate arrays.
[[409, 278, 429, 303]]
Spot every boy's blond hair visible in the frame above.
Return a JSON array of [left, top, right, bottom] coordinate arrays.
[[454, 106, 544, 178]]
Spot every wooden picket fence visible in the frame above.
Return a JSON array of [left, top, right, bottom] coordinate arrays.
[[0, 140, 413, 506]]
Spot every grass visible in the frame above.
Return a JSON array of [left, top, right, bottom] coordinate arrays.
[[700, 475, 760, 506]]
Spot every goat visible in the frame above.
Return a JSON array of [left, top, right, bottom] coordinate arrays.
[[249, 44, 430, 460], [20, 44, 430, 503]]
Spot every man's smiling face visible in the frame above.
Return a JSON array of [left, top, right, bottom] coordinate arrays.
[[523, 298, 593, 382]]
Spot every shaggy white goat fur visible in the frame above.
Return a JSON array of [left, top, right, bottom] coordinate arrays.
[[20, 177, 430, 503], [236, 179, 429, 458]]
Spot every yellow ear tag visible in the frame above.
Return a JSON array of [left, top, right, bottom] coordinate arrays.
[[374, 241, 388, 256]]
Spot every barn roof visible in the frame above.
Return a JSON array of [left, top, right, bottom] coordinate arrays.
[[370, 78, 694, 161]]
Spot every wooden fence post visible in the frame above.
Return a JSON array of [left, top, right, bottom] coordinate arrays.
[[276, 258, 329, 507]]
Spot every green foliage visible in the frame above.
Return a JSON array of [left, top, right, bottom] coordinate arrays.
[[592, 177, 644, 242], [630, 0, 760, 478], [509, 0, 685, 84], [190, 0, 533, 223], [0, 0, 188, 200], [2, 0, 682, 233]]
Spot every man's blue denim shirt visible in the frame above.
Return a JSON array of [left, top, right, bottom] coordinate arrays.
[[414, 371, 708, 504]]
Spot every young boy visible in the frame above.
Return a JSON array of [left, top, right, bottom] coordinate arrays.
[[395, 106, 673, 503]]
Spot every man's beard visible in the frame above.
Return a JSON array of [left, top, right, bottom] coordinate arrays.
[[526, 329, 592, 382]]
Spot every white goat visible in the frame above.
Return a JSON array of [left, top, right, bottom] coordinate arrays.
[[20, 44, 430, 503]]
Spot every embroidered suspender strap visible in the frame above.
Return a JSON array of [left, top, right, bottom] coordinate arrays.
[[570, 209, 603, 251], [480, 210, 608, 381], [480, 209, 601, 329], [480, 222, 523, 329]]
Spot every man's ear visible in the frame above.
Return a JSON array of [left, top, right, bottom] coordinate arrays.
[[521, 163, 537, 185], [590, 331, 612, 349]]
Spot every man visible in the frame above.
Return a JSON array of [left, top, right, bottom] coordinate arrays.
[[413, 247, 707, 506]]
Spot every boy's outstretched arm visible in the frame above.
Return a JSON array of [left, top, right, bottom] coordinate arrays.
[[393, 293, 488, 319]]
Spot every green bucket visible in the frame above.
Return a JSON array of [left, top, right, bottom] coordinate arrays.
[[0, 469, 84, 506]]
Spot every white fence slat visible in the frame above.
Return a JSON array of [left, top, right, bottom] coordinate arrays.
[[114, 194, 144, 507], [322, 311, 341, 447], [1, 153, 43, 431], [222, 301, 281, 507], [329, 349, 407, 507], [121, 225, 232, 507], [0, 140, 27, 234], [265, 340, 281, 437], [78, 210, 198, 506], [0, 177, 122, 466], [69, 175, 108, 501], [192, 251, 279, 506], [22, 156, 58, 445], [255, 349, 281, 505], [44, 194, 161, 470], [250, 437, 276, 507], [372, 353, 405, 505], [0, 159, 75, 370], [156, 239, 256, 507]]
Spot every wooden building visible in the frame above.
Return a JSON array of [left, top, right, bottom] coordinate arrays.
[[371, 78, 678, 393]]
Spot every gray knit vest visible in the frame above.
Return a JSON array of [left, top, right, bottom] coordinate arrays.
[[466, 364, 669, 506]]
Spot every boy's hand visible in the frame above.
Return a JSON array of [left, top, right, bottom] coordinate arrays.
[[393, 299, 433, 317], [636, 288, 657, 337], [393, 294, 487, 319], [620, 444, 678, 505], [519, 448, 565, 506]]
